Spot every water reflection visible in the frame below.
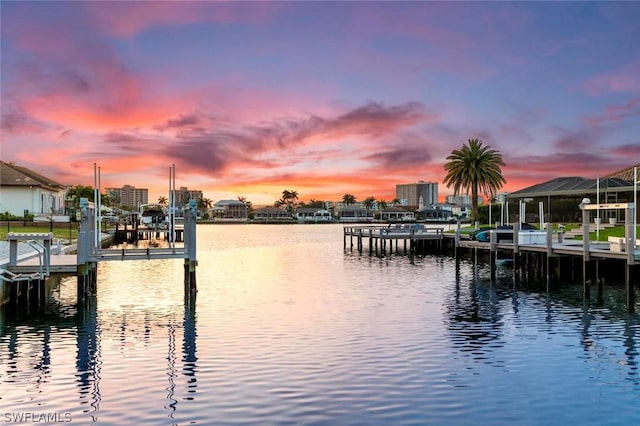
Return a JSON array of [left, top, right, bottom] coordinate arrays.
[[1, 274, 199, 422], [76, 295, 101, 421], [446, 257, 640, 389], [182, 293, 198, 401], [165, 322, 177, 421], [3, 225, 640, 424], [446, 260, 505, 360], [623, 320, 638, 379]]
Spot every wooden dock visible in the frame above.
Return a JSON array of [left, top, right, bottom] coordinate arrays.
[[457, 238, 640, 261], [344, 217, 640, 312], [344, 224, 446, 254], [1, 196, 199, 315]]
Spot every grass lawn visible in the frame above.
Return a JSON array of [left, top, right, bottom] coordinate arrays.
[[0, 221, 80, 243], [574, 225, 640, 242]]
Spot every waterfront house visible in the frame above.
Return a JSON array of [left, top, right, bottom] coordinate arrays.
[[0, 161, 67, 220], [417, 203, 455, 222], [506, 163, 639, 224], [375, 206, 415, 222], [295, 208, 333, 222], [338, 207, 374, 223], [210, 200, 248, 221], [252, 207, 294, 222]]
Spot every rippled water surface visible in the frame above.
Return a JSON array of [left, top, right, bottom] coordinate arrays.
[[2, 224, 640, 425]]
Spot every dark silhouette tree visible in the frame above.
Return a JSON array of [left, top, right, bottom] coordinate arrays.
[[342, 193, 356, 205]]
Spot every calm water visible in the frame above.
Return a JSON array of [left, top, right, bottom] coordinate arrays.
[[1, 224, 639, 425]]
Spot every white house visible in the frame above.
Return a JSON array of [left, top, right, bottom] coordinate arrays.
[[0, 161, 67, 219], [294, 208, 333, 222]]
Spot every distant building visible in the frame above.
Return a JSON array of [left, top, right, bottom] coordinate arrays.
[[0, 161, 66, 217], [396, 181, 438, 208], [106, 185, 148, 209], [253, 207, 294, 221], [445, 194, 484, 206], [375, 206, 415, 222], [295, 208, 333, 222], [175, 186, 203, 207], [416, 203, 454, 222], [210, 200, 248, 220], [338, 207, 374, 223]]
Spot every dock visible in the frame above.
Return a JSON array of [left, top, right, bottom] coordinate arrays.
[[344, 224, 446, 254], [344, 202, 639, 312], [1, 197, 199, 316]]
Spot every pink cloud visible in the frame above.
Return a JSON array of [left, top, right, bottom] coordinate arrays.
[[582, 97, 640, 127], [582, 60, 640, 95], [82, 2, 279, 38]]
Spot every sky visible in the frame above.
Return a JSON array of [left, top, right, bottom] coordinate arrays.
[[1, 1, 639, 205]]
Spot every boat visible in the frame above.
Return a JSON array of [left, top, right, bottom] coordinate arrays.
[[138, 203, 168, 229]]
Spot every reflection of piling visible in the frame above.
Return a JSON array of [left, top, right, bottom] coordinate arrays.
[[182, 288, 198, 398]]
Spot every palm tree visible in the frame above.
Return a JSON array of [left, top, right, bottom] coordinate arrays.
[[378, 199, 387, 210], [281, 190, 299, 212], [238, 196, 252, 211], [342, 193, 356, 205], [158, 195, 168, 206], [391, 198, 400, 206], [443, 138, 506, 224], [363, 196, 376, 211], [307, 199, 324, 208]]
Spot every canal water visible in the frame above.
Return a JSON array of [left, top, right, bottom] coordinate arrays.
[[1, 224, 639, 425]]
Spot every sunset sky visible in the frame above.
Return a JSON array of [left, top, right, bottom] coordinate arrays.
[[2, 1, 639, 205]]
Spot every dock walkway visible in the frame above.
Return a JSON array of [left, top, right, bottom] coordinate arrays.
[[344, 224, 445, 253]]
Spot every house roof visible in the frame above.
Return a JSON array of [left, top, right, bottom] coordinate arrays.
[[0, 161, 65, 191], [296, 208, 328, 214], [605, 163, 640, 182], [214, 199, 246, 206], [380, 206, 409, 212], [254, 207, 290, 213], [507, 164, 637, 199]]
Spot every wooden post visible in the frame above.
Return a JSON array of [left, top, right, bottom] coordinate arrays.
[[454, 220, 461, 261], [546, 223, 553, 288], [184, 199, 198, 293], [626, 207, 635, 312], [596, 274, 604, 307], [581, 204, 591, 300], [38, 279, 46, 311], [626, 207, 635, 266], [77, 197, 96, 306], [513, 221, 521, 272], [490, 227, 497, 281], [343, 227, 346, 249], [627, 265, 635, 313]]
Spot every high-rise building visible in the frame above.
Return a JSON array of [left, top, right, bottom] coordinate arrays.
[[396, 181, 438, 208], [446, 194, 483, 206], [106, 185, 148, 209], [175, 186, 203, 207]]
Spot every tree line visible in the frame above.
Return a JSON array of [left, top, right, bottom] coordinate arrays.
[[266, 138, 506, 222], [65, 138, 506, 223]]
